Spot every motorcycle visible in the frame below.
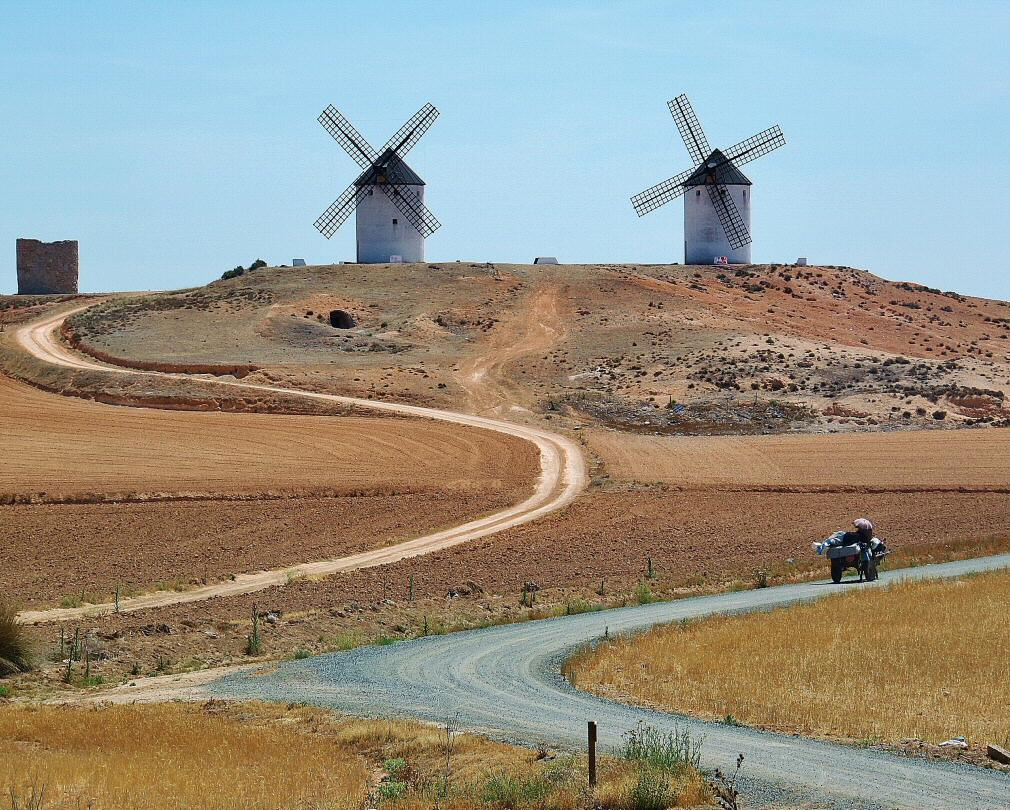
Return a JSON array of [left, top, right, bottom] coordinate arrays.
[[817, 534, 889, 583]]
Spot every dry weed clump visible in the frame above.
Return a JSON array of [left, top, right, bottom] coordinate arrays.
[[0, 602, 33, 676], [570, 570, 1010, 746]]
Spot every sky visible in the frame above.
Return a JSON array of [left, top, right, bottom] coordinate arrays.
[[2, 1, 1009, 298]]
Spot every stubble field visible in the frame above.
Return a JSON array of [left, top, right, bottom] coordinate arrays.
[[568, 569, 1010, 749]]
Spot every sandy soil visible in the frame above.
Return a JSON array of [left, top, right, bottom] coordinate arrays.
[[587, 427, 1010, 489]]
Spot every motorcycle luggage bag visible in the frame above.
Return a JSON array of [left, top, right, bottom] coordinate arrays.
[[826, 544, 861, 560]]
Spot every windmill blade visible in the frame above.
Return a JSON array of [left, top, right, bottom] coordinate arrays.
[[379, 183, 441, 238], [314, 182, 369, 239], [319, 105, 379, 169], [668, 95, 710, 166], [721, 125, 785, 168], [381, 103, 439, 160], [630, 166, 696, 217], [706, 184, 751, 250]]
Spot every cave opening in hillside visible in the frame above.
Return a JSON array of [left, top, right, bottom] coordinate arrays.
[[329, 310, 355, 329]]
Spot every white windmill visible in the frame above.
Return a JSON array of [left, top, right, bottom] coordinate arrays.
[[631, 94, 785, 265], [314, 103, 441, 263]]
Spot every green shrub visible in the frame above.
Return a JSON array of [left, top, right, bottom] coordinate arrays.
[[629, 764, 673, 810], [221, 258, 268, 280], [0, 602, 33, 677], [622, 721, 702, 772], [480, 759, 575, 810], [634, 583, 655, 605], [565, 598, 601, 615], [375, 780, 407, 802]]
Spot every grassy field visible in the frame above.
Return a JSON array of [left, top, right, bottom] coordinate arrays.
[[568, 570, 1010, 747], [0, 702, 711, 810]]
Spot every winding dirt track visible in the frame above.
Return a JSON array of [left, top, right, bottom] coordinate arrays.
[[15, 307, 586, 624]]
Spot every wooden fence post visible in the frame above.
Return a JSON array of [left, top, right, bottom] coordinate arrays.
[[588, 720, 598, 787]]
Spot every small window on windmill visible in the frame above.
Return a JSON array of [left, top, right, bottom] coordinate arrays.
[[696, 190, 701, 198], [392, 218, 398, 225]]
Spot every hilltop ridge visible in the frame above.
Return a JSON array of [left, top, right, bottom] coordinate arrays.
[[57, 261, 1010, 434]]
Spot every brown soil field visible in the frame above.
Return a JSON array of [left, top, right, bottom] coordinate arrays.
[[20, 489, 1010, 688], [2, 492, 523, 607], [0, 374, 536, 502], [587, 427, 1010, 489], [1, 369, 538, 607]]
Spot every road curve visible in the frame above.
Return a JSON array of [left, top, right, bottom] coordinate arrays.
[[14, 306, 587, 623], [212, 553, 1010, 810]]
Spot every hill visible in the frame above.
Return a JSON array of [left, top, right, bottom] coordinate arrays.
[[64, 261, 1010, 435]]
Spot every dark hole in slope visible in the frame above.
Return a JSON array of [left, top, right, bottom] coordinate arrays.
[[330, 310, 356, 329]]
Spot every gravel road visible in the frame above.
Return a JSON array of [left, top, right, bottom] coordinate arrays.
[[213, 554, 1010, 809]]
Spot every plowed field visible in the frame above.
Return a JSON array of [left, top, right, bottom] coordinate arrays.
[[1, 375, 536, 502], [587, 428, 1010, 489], [1, 374, 538, 604]]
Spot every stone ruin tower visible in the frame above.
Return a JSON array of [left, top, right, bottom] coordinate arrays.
[[16, 238, 79, 295]]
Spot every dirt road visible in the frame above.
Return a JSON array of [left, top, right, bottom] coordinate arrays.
[[212, 553, 1010, 810], [455, 284, 569, 416], [15, 307, 586, 623]]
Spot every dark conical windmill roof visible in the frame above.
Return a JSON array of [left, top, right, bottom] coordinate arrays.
[[354, 149, 425, 187], [684, 149, 752, 187]]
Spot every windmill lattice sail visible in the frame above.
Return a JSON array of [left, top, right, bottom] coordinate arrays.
[[631, 94, 785, 263], [314, 102, 442, 263]]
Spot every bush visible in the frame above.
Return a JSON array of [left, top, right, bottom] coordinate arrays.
[[481, 759, 576, 810], [221, 258, 268, 281], [634, 583, 655, 605], [629, 765, 673, 810], [565, 599, 601, 615], [0, 602, 33, 677], [622, 721, 702, 772]]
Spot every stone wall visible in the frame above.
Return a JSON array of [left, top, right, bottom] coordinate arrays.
[[16, 238, 79, 295]]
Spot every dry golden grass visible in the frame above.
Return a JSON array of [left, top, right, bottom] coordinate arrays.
[[0, 701, 711, 810], [1, 702, 366, 809], [570, 570, 1010, 746]]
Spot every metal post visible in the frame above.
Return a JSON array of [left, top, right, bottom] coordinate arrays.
[[588, 720, 598, 787]]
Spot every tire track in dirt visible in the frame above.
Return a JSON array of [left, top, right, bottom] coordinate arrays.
[[15, 305, 587, 623]]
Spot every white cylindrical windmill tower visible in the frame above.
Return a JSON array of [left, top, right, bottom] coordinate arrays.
[[354, 152, 426, 263], [313, 103, 442, 263], [683, 150, 752, 265], [631, 94, 784, 266]]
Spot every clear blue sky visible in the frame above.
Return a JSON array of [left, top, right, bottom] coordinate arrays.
[[2, 1, 1008, 297]]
